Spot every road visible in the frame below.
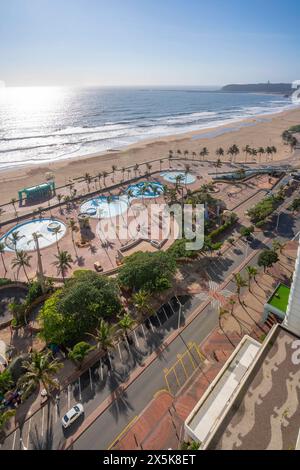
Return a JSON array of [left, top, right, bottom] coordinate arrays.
[[2, 182, 300, 451]]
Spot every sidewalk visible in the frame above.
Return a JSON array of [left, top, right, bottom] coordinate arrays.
[[111, 243, 297, 450]]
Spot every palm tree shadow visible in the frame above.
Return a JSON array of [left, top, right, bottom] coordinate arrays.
[[144, 329, 166, 358], [29, 404, 54, 449], [107, 369, 133, 422], [75, 255, 85, 266], [124, 340, 147, 369]]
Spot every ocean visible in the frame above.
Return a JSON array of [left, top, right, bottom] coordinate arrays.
[[0, 86, 297, 171]]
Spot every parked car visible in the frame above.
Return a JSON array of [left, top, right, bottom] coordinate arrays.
[[62, 403, 84, 428]]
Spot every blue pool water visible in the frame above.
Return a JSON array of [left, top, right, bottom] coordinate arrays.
[[80, 195, 130, 218], [161, 171, 196, 184], [0, 218, 66, 252], [126, 181, 164, 199]]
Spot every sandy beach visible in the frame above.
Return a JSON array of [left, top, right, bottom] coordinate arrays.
[[0, 106, 299, 205]]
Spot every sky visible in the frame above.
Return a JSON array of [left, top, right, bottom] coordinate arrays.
[[0, 0, 300, 87]]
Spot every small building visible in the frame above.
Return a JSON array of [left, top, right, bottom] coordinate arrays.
[[18, 181, 55, 204]]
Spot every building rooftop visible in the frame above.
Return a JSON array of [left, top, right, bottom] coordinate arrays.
[[206, 325, 300, 450], [185, 336, 261, 447]]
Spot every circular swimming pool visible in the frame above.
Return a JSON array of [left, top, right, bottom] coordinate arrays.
[[161, 171, 196, 184], [80, 195, 130, 219], [126, 181, 164, 199], [0, 218, 66, 252]]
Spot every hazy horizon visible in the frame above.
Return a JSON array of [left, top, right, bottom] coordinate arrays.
[[1, 0, 300, 88]]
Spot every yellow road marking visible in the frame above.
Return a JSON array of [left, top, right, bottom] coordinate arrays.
[[107, 415, 138, 449], [177, 354, 188, 379], [172, 367, 181, 386]]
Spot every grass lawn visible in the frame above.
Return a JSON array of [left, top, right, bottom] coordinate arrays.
[[268, 284, 290, 313]]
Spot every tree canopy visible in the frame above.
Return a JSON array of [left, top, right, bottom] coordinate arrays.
[[39, 271, 121, 345], [118, 251, 177, 292], [258, 249, 279, 272]]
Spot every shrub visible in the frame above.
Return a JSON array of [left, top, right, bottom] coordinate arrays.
[[118, 251, 177, 292], [0, 278, 12, 287], [39, 271, 122, 346], [26, 281, 43, 304]]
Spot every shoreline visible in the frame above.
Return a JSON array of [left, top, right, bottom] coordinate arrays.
[[0, 105, 299, 203]]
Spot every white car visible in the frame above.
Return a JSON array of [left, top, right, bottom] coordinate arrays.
[[61, 403, 84, 429]]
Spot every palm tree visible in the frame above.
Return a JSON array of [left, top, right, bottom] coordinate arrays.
[[250, 148, 257, 162], [243, 145, 251, 163], [233, 273, 247, 303], [227, 146, 235, 162], [0, 242, 7, 273], [89, 319, 115, 352], [215, 147, 224, 160], [30, 232, 46, 292], [266, 146, 273, 162], [132, 289, 153, 318], [0, 207, 6, 225], [246, 266, 258, 291], [97, 172, 102, 188], [53, 250, 73, 283], [192, 151, 196, 160], [84, 173, 92, 192], [272, 240, 283, 254], [18, 351, 63, 398], [52, 226, 62, 254], [200, 147, 209, 161], [271, 146, 277, 159], [10, 198, 17, 215], [102, 171, 108, 186], [258, 147, 265, 163], [146, 163, 152, 177], [184, 150, 189, 159], [159, 159, 164, 171], [214, 158, 222, 176], [118, 312, 135, 343], [134, 164, 139, 177], [8, 230, 22, 251], [11, 250, 32, 282], [68, 218, 77, 251], [218, 307, 228, 328], [57, 194, 63, 207], [121, 167, 126, 182], [111, 165, 117, 182], [229, 297, 236, 314]]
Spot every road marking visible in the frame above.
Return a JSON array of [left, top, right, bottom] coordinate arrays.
[[140, 324, 146, 338], [26, 418, 32, 449], [89, 368, 93, 391], [54, 402, 58, 423], [107, 352, 113, 369], [100, 359, 104, 380], [178, 355, 189, 379], [117, 343, 123, 361], [12, 430, 17, 450], [107, 415, 138, 450], [162, 307, 169, 322], [133, 330, 139, 347], [41, 406, 45, 437], [155, 313, 162, 327], [149, 318, 155, 332], [67, 384, 71, 409], [78, 378, 82, 401]]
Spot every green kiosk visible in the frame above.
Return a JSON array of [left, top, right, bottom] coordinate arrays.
[[18, 181, 55, 205]]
